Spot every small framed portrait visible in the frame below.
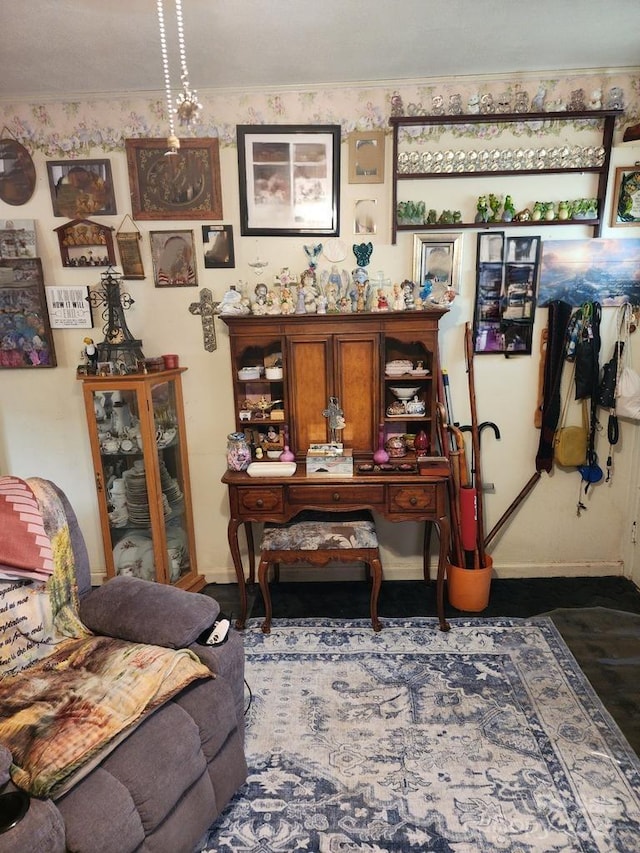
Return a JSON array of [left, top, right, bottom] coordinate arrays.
[[611, 167, 640, 227], [354, 199, 377, 234], [46, 159, 116, 218], [150, 230, 198, 287], [412, 232, 463, 298], [237, 124, 341, 237], [348, 131, 385, 183], [202, 224, 235, 268]]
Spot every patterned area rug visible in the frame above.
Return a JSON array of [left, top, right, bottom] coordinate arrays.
[[204, 618, 640, 852]]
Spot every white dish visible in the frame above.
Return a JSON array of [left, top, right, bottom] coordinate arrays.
[[389, 386, 421, 401], [247, 461, 297, 478], [238, 367, 261, 380]]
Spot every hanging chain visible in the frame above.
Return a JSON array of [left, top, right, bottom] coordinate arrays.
[[156, 0, 201, 154]]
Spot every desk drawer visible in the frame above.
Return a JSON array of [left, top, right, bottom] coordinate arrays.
[[237, 487, 284, 514], [389, 484, 438, 513], [288, 484, 385, 507]]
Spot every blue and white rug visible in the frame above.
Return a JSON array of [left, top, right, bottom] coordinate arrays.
[[205, 618, 640, 852]]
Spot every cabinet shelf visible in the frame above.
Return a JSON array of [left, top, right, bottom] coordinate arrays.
[[389, 108, 622, 244]]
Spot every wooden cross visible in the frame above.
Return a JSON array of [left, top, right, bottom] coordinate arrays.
[[188, 288, 219, 352]]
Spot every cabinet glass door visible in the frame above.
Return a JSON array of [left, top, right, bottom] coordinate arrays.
[[151, 379, 190, 582], [90, 378, 189, 583]]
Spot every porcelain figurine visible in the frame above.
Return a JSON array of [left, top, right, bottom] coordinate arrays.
[[353, 242, 373, 268]]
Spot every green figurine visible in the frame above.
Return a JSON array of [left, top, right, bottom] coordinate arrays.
[[475, 195, 489, 223], [488, 193, 502, 222], [502, 195, 516, 222], [427, 208, 437, 225]]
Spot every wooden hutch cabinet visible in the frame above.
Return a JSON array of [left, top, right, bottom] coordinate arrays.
[[78, 368, 205, 591], [221, 310, 448, 461]]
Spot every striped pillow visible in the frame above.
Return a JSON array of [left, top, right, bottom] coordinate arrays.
[[0, 476, 54, 581]]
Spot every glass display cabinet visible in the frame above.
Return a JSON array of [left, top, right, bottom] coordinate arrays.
[[78, 368, 204, 591]]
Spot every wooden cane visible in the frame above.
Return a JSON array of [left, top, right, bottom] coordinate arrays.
[[464, 323, 487, 568]]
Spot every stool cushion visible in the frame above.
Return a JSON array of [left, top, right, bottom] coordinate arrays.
[[261, 510, 378, 551]]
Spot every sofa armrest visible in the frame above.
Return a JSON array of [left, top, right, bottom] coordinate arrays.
[[79, 576, 220, 649]]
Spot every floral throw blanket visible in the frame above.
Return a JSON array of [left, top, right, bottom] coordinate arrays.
[[0, 477, 212, 797], [0, 634, 211, 797]]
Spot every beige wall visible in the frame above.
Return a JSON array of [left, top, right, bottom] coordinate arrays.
[[1, 70, 640, 586]]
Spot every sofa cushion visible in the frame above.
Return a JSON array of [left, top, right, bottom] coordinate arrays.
[[80, 576, 219, 648]]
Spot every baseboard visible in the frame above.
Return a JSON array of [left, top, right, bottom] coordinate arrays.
[[198, 560, 627, 586]]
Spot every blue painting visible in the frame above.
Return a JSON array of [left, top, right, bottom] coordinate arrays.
[[538, 238, 640, 307]]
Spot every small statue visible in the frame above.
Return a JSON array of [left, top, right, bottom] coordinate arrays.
[[353, 242, 373, 268], [488, 193, 502, 222], [475, 195, 489, 223], [496, 92, 512, 113], [303, 243, 322, 270], [426, 208, 437, 225], [401, 279, 416, 310], [479, 93, 495, 114], [467, 93, 480, 114], [83, 337, 98, 373], [251, 282, 268, 315], [431, 94, 445, 115], [502, 195, 516, 222], [322, 397, 345, 444], [531, 86, 546, 112]]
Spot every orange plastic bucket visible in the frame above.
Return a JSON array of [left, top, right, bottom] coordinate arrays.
[[446, 554, 493, 612]]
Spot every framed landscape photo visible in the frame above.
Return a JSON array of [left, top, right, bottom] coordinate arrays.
[[0, 258, 56, 368], [611, 166, 640, 227], [125, 138, 223, 221], [46, 159, 116, 218], [237, 124, 341, 237], [348, 130, 385, 184], [150, 230, 198, 287]]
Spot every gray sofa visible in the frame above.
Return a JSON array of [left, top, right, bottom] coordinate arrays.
[[0, 482, 247, 853]]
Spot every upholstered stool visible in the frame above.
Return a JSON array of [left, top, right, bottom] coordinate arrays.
[[258, 510, 383, 633]]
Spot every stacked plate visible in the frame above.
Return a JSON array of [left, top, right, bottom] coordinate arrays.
[[159, 459, 183, 510], [385, 359, 413, 377], [123, 467, 151, 526]]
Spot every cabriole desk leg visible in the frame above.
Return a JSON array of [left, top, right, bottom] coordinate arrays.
[[434, 513, 451, 632], [227, 519, 247, 630]]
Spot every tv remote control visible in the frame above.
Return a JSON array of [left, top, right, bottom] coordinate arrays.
[[206, 619, 230, 645]]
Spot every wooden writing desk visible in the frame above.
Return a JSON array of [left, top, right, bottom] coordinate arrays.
[[222, 466, 451, 632]]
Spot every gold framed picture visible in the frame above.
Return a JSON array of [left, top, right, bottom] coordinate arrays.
[[125, 138, 223, 221], [348, 131, 385, 184]]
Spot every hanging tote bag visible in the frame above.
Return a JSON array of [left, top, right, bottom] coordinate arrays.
[[615, 303, 640, 421], [554, 363, 588, 467]]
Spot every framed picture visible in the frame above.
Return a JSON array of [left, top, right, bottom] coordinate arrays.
[[46, 159, 116, 218], [202, 224, 235, 268], [0, 219, 37, 258], [150, 230, 198, 287], [354, 199, 377, 234], [348, 130, 385, 184], [237, 124, 341, 236], [0, 139, 36, 205], [412, 232, 463, 300], [0, 258, 56, 368], [473, 231, 540, 356], [125, 138, 223, 220], [611, 167, 640, 227]]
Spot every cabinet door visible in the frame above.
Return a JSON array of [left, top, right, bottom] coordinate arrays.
[[334, 333, 379, 454], [287, 335, 332, 453]]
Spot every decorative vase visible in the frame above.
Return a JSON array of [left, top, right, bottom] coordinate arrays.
[[279, 445, 295, 462], [414, 429, 429, 454], [373, 425, 389, 464]]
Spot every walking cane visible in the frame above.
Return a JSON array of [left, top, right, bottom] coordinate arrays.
[[464, 323, 487, 568]]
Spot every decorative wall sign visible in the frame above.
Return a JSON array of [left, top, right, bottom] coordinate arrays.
[[0, 139, 36, 205], [0, 258, 56, 368], [115, 215, 145, 280], [348, 130, 385, 184], [150, 230, 198, 287], [125, 137, 223, 220], [473, 232, 540, 356], [611, 167, 640, 227], [202, 224, 235, 268], [54, 218, 116, 268], [46, 159, 116, 218], [237, 124, 341, 236], [45, 285, 93, 329]]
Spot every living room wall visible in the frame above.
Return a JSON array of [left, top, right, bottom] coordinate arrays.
[[1, 68, 640, 586]]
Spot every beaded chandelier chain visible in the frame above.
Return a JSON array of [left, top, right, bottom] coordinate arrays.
[[156, 0, 202, 153]]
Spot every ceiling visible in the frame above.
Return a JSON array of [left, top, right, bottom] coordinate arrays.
[[1, 1, 639, 102]]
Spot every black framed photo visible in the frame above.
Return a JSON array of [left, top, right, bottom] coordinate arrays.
[[46, 159, 116, 218], [202, 224, 235, 268], [237, 124, 341, 237], [473, 231, 540, 356]]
